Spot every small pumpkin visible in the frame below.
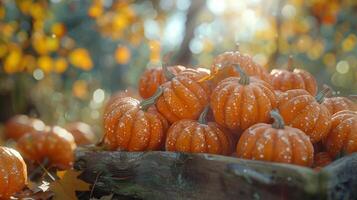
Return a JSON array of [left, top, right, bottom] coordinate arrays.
[[65, 122, 97, 145], [277, 89, 331, 143], [323, 110, 357, 157], [156, 67, 211, 123], [236, 110, 314, 166], [0, 146, 27, 199], [16, 126, 76, 170], [313, 152, 332, 170], [166, 106, 234, 155], [104, 88, 140, 114], [270, 56, 317, 95], [138, 65, 186, 99], [211, 66, 277, 132], [4, 115, 46, 140], [103, 88, 169, 151], [210, 45, 271, 87]]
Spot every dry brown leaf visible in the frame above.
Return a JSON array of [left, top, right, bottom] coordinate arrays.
[[50, 169, 90, 200]]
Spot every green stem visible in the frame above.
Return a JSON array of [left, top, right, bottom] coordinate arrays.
[[270, 110, 285, 129], [198, 105, 210, 124], [315, 87, 330, 104], [287, 55, 293, 71], [139, 87, 163, 111], [162, 52, 175, 80], [235, 65, 250, 85]]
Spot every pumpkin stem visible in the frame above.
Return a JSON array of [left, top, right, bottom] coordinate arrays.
[[270, 110, 285, 129], [139, 87, 163, 111], [235, 65, 250, 85], [287, 55, 294, 71], [198, 105, 210, 124], [322, 84, 334, 97], [162, 52, 175, 80], [315, 87, 330, 104]]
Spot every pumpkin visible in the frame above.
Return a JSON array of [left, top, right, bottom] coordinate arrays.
[[236, 110, 314, 166], [270, 56, 317, 95], [156, 67, 211, 123], [104, 88, 140, 114], [166, 106, 234, 155], [65, 122, 97, 145], [210, 45, 271, 87], [323, 110, 357, 157], [323, 96, 357, 115], [0, 147, 27, 199], [16, 126, 76, 170], [210, 66, 277, 132], [103, 89, 169, 151], [313, 152, 332, 169], [138, 65, 186, 99], [4, 115, 46, 140], [277, 89, 331, 143]]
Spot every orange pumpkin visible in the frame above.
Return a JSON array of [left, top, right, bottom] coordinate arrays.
[[270, 56, 317, 95], [4, 115, 46, 140], [211, 66, 277, 132], [211, 47, 271, 87], [16, 126, 76, 170], [323, 110, 357, 157], [323, 97, 357, 115], [103, 89, 169, 151], [236, 110, 314, 166], [138, 65, 186, 99], [313, 152, 332, 169], [277, 89, 331, 143], [65, 122, 97, 145], [156, 67, 211, 123], [104, 88, 140, 114], [166, 106, 234, 155], [0, 147, 27, 199]]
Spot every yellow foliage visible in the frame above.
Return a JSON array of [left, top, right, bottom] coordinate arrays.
[[342, 34, 356, 52], [0, 43, 8, 58], [115, 46, 131, 64], [54, 58, 68, 73], [4, 48, 22, 74], [51, 23, 67, 38], [88, 0, 103, 18], [38, 56, 53, 73], [69, 48, 93, 70], [21, 54, 37, 72], [73, 80, 89, 99]]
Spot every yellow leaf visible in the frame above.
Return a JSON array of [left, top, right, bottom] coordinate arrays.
[[54, 58, 68, 73], [51, 23, 67, 38], [50, 169, 90, 200], [69, 48, 93, 70], [114, 46, 131, 64], [4, 49, 22, 74], [88, 0, 103, 18], [38, 56, 53, 73], [149, 40, 160, 63]]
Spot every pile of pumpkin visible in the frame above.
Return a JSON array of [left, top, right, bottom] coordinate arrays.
[[103, 49, 357, 169], [0, 115, 96, 199]]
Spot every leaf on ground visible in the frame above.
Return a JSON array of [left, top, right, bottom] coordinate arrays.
[[50, 169, 90, 200], [13, 188, 54, 200]]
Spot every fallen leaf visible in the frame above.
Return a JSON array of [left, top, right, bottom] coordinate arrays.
[[50, 169, 90, 200]]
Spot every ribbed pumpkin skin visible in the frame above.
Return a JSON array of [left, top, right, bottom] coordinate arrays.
[[313, 152, 332, 169], [323, 110, 357, 157], [165, 120, 233, 155], [211, 51, 271, 86], [138, 65, 186, 99], [236, 123, 314, 166], [65, 122, 97, 145], [104, 88, 140, 113], [0, 147, 27, 199], [211, 77, 277, 132], [103, 97, 168, 151], [270, 68, 317, 96], [322, 97, 357, 115], [156, 68, 211, 123], [16, 126, 76, 170], [4, 115, 46, 140], [278, 89, 331, 143]]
